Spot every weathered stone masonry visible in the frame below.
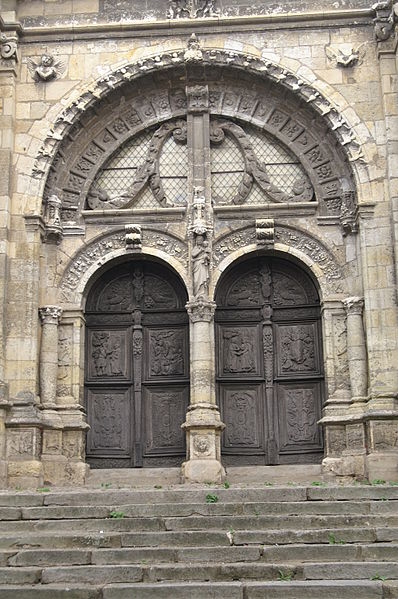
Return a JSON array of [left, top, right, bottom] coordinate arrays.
[[0, 0, 397, 486]]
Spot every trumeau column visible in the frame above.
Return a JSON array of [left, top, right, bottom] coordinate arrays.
[[182, 81, 225, 483]]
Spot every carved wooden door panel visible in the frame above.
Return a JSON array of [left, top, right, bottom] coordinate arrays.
[[85, 262, 189, 468], [216, 257, 324, 466]]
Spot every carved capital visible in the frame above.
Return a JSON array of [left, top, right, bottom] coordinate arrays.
[[125, 224, 142, 251], [39, 306, 62, 325], [186, 298, 216, 322], [373, 1, 398, 41], [256, 219, 274, 246], [343, 296, 364, 316], [186, 84, 208, 113]]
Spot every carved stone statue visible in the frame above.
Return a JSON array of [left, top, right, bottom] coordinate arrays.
[[184, 33, 203, 62], [325, 44, 366, 68], [27, 54, 65, 82], [195, 0, 219, 17], [44, 194, 63, 244], [192, 234, 210, 298]]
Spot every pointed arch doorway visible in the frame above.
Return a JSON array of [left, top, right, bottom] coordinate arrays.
[[84, 259, 189, 468], [215, 255, 324, 466]]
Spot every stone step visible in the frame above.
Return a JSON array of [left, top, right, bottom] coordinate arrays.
[[1, 513, 396, 534], [0, 580, 384, 599], [7, 542, 398, 568], [15, 499, 398, 520], [33, 561, 398, 584], [1, 485, 398, 508], [1, 526, 395, 550]]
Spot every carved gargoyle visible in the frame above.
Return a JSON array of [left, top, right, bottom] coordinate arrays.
[[27, 54, 65, 82]]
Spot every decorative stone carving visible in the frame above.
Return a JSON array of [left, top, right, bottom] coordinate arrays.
[[184, 33, 203, 62], [60, 230, 188, 300], [168, 1, 219, 19], [325, 44, 366, 68], [39, 306, 62, 325], [0, 32, 18, 61], [86, 119, 187, 210], [43, 194, 63, 244], [256, 219, 274, 246], [186, 298, 216, 323], [191, 233, 211, 299], [373, 1, 398, 41], [340, 191, 358, 235], [186, 84, 208, 113], [27, 54, 65, 82], [125, 224, 142, 250], [343, 296, 364, 316], [192, 434, 212, 457]]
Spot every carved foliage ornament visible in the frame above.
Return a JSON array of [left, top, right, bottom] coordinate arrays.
[[39, 305, 62, 324], [87, 119, 187, 210]]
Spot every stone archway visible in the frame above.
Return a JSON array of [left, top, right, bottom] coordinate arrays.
[[215, 254, 324, 466], [84, 257, 190, 469]]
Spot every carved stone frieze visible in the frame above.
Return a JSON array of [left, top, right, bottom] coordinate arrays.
[[39, 306, 62, 325], [60, 230, 188, 301], [186, 298, 216, 322], [168, 1, 219, 19], [213, 228, 256, 266]]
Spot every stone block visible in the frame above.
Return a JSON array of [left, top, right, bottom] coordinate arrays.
[[102, 583, 243, 599], [8, 549, 91, 567], [41, 565, 143, 584]]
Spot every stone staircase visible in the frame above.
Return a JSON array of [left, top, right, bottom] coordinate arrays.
[[0, 481, 397, 598]]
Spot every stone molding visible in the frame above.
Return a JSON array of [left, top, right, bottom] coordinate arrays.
[[39, 306, 63, 325]]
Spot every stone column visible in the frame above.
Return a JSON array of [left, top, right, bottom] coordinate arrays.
[[182, 299, 225, 483], [343, 297, 367, 405], [181, 71, 225, 482], [39, 306, 63, 409]]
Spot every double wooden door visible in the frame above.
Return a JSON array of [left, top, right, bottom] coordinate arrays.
[[85, 261, 189, 468], [216, 257, 324, 466]]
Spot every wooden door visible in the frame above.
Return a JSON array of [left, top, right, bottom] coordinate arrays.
[[215, 257, 324, 466], [85, 261, 189, 468]]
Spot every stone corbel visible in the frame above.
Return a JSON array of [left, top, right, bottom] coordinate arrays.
[[125, 224, 142, 251], [373, 1, 398, 41], [256, 219, 275, 246], [340, 191, 358, 235], [0, 32, 18, 62], [43, 195, 63, 244]]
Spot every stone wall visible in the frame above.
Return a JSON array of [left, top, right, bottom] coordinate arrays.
[[0, 0, 397, 486]]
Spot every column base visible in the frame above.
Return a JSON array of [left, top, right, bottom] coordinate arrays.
[[42, 456, 89, 486], [322, 454, 366, 483], [182, 458, 225, 484]]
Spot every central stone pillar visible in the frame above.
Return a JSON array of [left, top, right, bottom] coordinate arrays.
[[181, 75, 225, 483]]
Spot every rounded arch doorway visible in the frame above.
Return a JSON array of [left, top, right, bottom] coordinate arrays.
[[215, 255, 324, 466], [84, 259, 189, 468]]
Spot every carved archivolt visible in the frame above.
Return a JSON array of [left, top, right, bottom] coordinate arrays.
[[213, 224, 344, 293], [35, 49, 360, 223], [59, 229, 188, 302]]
